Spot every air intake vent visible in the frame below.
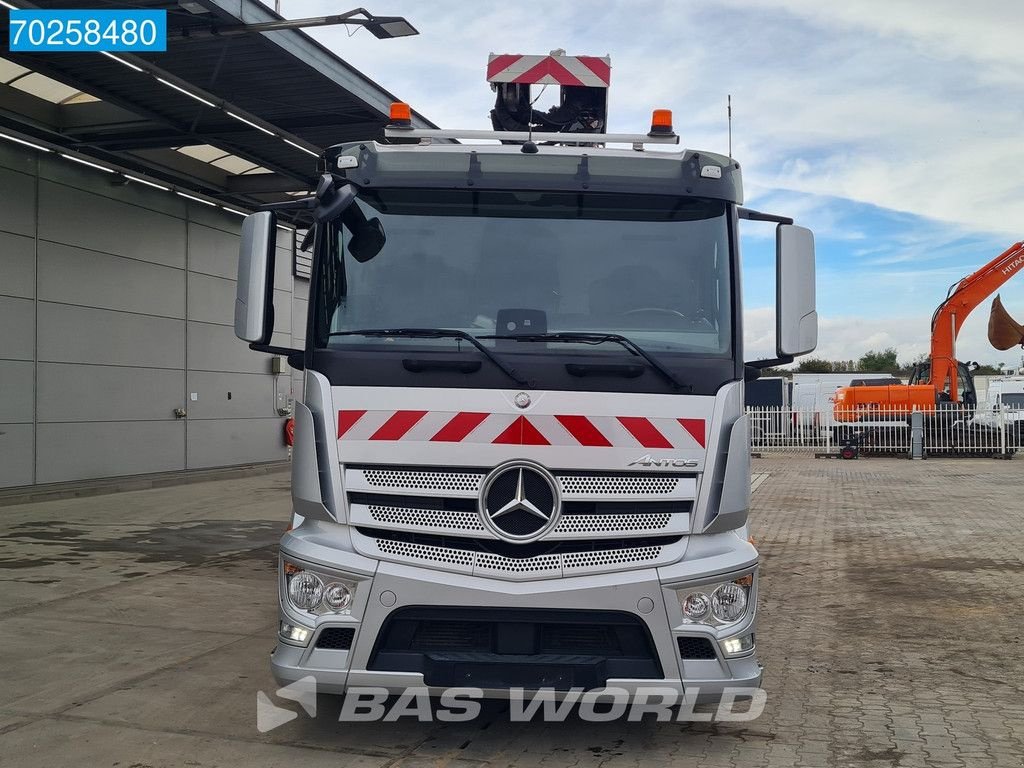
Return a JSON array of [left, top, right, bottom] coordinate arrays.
[[677, 636, 717, 660], [410, 621, 491, 651], [316, 627, 355, 650]]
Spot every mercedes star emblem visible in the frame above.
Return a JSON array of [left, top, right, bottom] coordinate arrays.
[[479, 461, 560, 543]]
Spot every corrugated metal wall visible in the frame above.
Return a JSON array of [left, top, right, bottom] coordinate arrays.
[[0, 141, 305, 487]]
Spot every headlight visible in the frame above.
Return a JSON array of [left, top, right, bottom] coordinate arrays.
[[681, 592, 711, 621], [711, 583, 747, 622], [674, 574, 753, 628], [283, 560, 358, 615], [287, 571, 324, 610], [324, 583, 353, 611]]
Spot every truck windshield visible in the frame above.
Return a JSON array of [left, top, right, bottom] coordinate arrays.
[[313, 188, 733, 360]]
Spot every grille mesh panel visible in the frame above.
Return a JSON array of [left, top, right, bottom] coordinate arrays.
[[356, 468, 685, 497], [554, 513, 672, 533], [558, 475, 681, 496], [362, 506, 675, 536], [376, 538, 475, 566], [563, 546, 662, 569], [369, 505, 486, 532], [372, 536, 666, 575], [362, 469, 483, 492], [476, 552, 561, 573]]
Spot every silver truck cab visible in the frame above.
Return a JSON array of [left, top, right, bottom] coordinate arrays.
[[235, 112, 816, 702]]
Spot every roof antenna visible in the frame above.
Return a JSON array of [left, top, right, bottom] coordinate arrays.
[[727, 94, 733, 158]]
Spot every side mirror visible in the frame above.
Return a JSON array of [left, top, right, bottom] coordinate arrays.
[[234, 211, 276, 344], [776, 224, 817, 357], [349, 217, 386, 263]]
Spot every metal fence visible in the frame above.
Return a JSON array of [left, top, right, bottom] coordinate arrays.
[[747, 405, 1024, 458]]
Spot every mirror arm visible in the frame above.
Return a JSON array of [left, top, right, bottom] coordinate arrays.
[[248, 343, 305, 371], [746, 355, 794, 370], [738, 208, 794, 224], [259, 197, 317, 212]]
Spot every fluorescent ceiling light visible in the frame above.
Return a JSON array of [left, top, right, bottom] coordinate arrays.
[[221, 206, 248, 216], [225, 111, 275, 137], [125, 174, 170, 191], [102, 52, 144, 73], [0, 131, 51, 152], [176, 191, 217, 206], [60, 153, 115, 173], [157, 77, 216, 108], [283, 138, 319, 158]]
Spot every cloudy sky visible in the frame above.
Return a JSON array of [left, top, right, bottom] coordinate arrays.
[[282, 0, 1024, 368]]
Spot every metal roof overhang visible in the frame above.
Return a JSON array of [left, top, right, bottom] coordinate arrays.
[[0, 0, 438, 213]]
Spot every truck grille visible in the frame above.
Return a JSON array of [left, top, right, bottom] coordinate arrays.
[[345, 465, 695, 578]]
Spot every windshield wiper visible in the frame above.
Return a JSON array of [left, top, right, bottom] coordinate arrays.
[[479, 332, 689, 391], [330, 328, 527, 386]]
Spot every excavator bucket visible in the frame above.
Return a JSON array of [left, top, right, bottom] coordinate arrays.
[[988, 295, 1024, 350]]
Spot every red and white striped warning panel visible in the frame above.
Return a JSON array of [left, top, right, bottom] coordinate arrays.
[[338, 410, 705, 449], [487, 54, 611, 88]]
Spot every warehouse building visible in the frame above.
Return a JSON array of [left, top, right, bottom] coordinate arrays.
[[0, 0, 434, 488]]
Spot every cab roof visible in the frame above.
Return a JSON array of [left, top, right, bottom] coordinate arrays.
[[325, 140, 743, 204]]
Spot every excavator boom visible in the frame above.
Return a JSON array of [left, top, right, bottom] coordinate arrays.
[[928, 241, 1024, 397]]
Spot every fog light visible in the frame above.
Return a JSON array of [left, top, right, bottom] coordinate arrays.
[[681, 592, 711, 621], [280, 621, 311, 644], [323, 583, 353, 612], [288, 571, 324, 611], [711, 582, 748, 623], [721, 632, 755, 656]]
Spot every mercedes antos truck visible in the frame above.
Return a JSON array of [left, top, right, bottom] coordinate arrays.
[[234, 53, 817, 702]]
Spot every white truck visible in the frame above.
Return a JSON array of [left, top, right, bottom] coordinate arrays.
[[973, 377, 1024, 433], [234, 53, 817, 702]]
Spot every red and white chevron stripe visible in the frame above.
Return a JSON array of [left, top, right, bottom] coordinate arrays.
[[487, 53, 611, 88], [338, 410, 705, 449]]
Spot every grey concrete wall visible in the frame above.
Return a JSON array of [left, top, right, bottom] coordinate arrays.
[[0, 141, 305, 487]]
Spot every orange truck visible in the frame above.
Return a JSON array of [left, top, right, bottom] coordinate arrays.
[[834, 241, 1024, 422]]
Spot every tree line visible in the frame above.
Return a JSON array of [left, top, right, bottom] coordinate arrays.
[[762, 347, 1007, 377]]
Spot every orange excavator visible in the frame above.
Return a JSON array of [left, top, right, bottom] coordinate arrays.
[[834, 241, 1024, 422]]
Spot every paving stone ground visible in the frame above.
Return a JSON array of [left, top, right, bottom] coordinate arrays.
[[0, 456, 1021, 767]]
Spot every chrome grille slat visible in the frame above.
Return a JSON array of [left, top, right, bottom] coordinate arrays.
[[345, 468, 695, 501], [367, 504, 486, 533], [349, 503, 686, 539]]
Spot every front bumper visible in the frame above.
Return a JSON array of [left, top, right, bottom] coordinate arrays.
[[271, 526, 761, 700]]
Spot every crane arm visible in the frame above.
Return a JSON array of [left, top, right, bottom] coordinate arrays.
[[930, 241, 1024, 397]]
